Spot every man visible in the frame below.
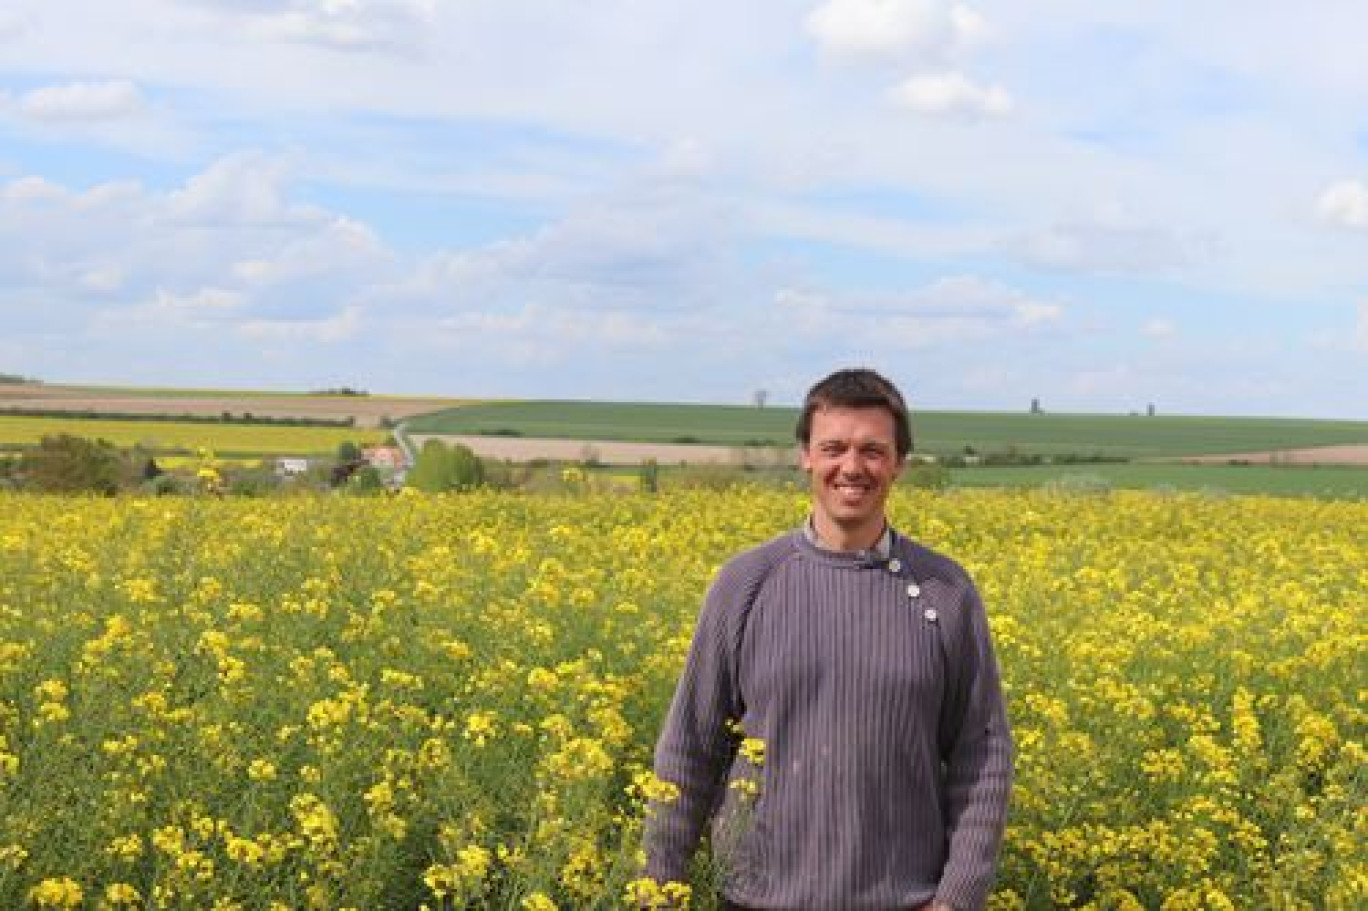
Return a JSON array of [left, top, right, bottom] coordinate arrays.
[[644, 368, 1013, 911]]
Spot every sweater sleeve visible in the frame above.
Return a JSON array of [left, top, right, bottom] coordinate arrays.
[[642, 565, 748, 885], [935, 577, 1015, 911]]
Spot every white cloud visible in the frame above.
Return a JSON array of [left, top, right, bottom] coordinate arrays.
[[748, 199, 993, 260], [774, 275, 1062, 349], [1013, 216, 1206, 275], [1316, 179, 1368, 229], [0, 151, 745, 380], [2, 175, 68, 203], [15, 80, 145, 122], [79, 265, 126, 293], [407, 188, 740, 315], [0, 160, 388, 341], [238, 305, 362, 343], [1144, 318, 1177, 339], [1067, 363, 1138, 400], [654, 138, 717, 180], [242, 0, 437, 51], [948, 3, 988, 48], [890, 70, 1010, 117], [912, 275, 1061, 326], [108, 287, 362, 348], [115, 287, 250, 331], [805, 0, 986, 60], [167, 152, 324, 226], [437, 305, 668, 351], [232, 217, 387, 284], [1015, 301, 1061, 326], [0, 11, 26, 42]]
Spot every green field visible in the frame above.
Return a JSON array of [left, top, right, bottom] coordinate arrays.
[[949, 462, 1368, 499], [406, 400, 1368, 458]]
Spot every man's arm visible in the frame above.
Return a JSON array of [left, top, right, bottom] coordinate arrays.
[[642, 575, 746, 885], [934, 579, 1014, 911]]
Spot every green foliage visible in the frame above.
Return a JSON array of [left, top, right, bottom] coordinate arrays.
[[450, 442, 484, 491], [309, 386, 368, 396], [407, 440, 485, 492], [903, 461, 951, 490], [639, 458, 660, 494], [347, 464, 386, 495], [663, 464, 753, 491], [223, 463, 283, 497], [336, 440, 363, 463], [477, 458, 518, 491], [144, 473, 184, 496], [407, 439, 453, 492], [17, 434, 128, 495]]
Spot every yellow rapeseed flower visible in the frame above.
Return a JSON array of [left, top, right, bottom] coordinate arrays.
[[28, 877, 84, 909]]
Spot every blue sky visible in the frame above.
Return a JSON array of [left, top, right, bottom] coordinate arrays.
[[1, 1, 1365, 417]]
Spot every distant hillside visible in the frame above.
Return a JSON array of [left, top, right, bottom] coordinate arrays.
[[0, 382, 469, 430], [405, 400, 1368, 459]]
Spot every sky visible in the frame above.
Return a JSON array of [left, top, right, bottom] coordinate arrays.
[[1, 1, 1366, 418]]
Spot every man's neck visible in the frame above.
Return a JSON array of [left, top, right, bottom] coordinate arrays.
[[808, 514, 889, 554]]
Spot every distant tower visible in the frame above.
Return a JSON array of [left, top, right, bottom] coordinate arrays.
[[1030, 397, 1043, 414], [1147, 403, 1156, 417]]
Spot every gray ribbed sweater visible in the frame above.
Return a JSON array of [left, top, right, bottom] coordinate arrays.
[[645, 528, 1013, 911]]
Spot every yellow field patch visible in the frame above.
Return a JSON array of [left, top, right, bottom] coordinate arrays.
[[0, 415, 388, 455]]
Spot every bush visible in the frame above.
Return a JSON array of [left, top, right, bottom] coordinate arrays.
[[407, 440, 484, 492], [0, 454, 18, 490], [639, 459, 660, 494], [223, 464, 283, 498], [478, 458, 519, 491], [346, 464, 386, 495], [16, 434, 129, 495], [665, 464, 751, 490], [143, 473, 186, 496], [903, 462, 951, 490]]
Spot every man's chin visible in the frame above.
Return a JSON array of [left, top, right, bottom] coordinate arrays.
[[830, 494, 879, 515], [825, 507, 879, 528]]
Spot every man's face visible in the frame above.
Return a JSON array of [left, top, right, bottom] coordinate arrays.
[[800, 405, 904, 544]]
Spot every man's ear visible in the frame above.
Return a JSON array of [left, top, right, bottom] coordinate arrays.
[[797, 446, 812, 472]]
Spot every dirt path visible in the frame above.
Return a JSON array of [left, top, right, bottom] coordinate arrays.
[[1173, 444, 1368, 466]]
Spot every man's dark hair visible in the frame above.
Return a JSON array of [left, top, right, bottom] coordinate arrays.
[[796, 368, 913, 458]]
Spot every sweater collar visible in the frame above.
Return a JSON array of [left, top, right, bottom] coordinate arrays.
[[802, 516, 894, 562]]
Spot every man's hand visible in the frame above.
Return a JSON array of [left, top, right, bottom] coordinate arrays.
[[916, 903, 955, 911]]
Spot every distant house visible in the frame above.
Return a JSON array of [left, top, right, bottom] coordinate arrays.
[[363, 446, 408, 470], [275, 457, 311, 477]]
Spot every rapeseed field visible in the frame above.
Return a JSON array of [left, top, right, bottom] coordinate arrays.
[[0, 416, 388, 456], [0, 489, 1361, 909]]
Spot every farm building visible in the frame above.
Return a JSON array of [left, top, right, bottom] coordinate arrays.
[[274, 457, 312, 477], [363, 446, 408, 470]]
